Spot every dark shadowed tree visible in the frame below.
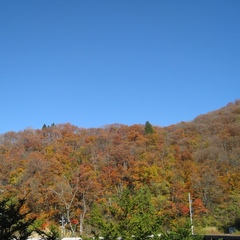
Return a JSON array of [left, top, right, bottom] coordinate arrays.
[[0, 197, 36, 240]]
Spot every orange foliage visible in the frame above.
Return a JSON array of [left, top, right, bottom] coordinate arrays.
[[0, 101, 240, 234]]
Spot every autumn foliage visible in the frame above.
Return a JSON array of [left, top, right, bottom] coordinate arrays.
[[0, 100, 240, 236]]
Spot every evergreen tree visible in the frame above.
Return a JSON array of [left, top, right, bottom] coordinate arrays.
[[145, 121, 154, 134], [0, 197, 36, 240], [36, 224, 60, 240], [89, 186, 162, 239], [160, 221, 203, 240]]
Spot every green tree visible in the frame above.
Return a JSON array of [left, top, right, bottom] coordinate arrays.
[[145, 121, 154, 134], [36, 224, 60, 240], [89, 186, 162, 239], [160, 221, 203, 240], [0, 197, 36, 240]]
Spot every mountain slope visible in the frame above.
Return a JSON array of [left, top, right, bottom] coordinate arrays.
[[0, 100, 240, 234]]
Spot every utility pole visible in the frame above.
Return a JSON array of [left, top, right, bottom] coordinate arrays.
[[188, 193, 194, 235]]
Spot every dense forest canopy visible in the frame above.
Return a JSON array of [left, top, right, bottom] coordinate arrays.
[[0, 100, 240, 237]]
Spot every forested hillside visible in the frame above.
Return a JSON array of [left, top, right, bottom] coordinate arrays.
[[0, 100, 240, 236]]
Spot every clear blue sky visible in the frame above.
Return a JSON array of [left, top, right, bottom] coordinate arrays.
[[0, 1, 239, 134]]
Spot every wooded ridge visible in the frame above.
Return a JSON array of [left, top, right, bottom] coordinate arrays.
[[0, 100, 240, 237]]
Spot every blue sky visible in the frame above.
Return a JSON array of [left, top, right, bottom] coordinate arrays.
[[0, 1, 239, 134]]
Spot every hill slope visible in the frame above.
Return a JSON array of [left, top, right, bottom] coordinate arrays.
[[0, 100, 240, 234]]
